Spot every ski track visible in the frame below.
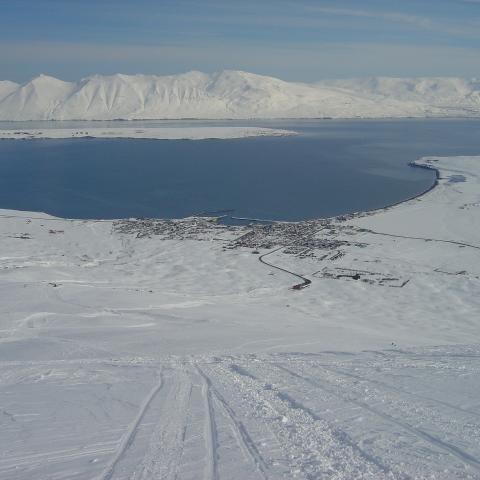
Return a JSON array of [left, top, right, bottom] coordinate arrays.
[[320, 363, 480, 419], [202, 361, 390, 479], [2, 351, 480, 479], [196, 365, 269, 480], [267, 359, 480, 476], [96, 368, 164, 480], [135, 367, 193, 480], [197, 367, 219, 480]]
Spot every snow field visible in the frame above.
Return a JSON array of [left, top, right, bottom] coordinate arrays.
[[0, 155, 480, 478]]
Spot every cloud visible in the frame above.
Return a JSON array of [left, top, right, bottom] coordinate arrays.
[[297, 4, 480, 39], [1, 40, 479, 83], [305, 7, 433, 29]]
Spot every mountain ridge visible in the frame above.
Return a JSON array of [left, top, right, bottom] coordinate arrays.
[[1, 70, 480, 120]]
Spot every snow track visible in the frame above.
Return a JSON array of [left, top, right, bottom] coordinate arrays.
[[103, 350, 480, 478], [266, 360, 480, 477], [135, 368, 192, 480], [203, 360, 391, 479], [196, 365, 269, 479], [197, 368, 219, 480], [1, 348, 480, 479], [97, 368, 164, 480]]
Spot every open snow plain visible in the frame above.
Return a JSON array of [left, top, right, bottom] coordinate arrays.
[[1, 142, 480, 479]]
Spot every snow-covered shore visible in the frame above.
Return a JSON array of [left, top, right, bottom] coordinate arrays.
[[0, 126, 294, 140], [0, 155, 479, 478]]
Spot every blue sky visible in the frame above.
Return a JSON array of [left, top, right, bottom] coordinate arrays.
[[1, 0, 480, 82]]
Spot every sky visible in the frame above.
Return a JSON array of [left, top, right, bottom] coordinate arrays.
[[1, 0, 480, 83]]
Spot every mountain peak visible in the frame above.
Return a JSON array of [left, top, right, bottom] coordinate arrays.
[[0, 71, 479, 121]]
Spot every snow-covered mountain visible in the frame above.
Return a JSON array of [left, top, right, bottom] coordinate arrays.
[[0, 80, 19, 102], [1, 70, 479, 120]]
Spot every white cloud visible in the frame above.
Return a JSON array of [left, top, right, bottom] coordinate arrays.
[[1, 41, 479, 82], [297, 4, 480, 39], [306, 6, 433, 29]]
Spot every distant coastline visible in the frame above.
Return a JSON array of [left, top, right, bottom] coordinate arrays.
[[0, 126, 295, 141]]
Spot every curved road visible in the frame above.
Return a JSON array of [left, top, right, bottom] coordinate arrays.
[[363, 228, 480, 250], [258, 246, 311, 290]]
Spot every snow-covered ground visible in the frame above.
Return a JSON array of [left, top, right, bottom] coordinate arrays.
[[1, 70, 480, 120], [0, 126, 293, 140], [0, 155, 480, 478]]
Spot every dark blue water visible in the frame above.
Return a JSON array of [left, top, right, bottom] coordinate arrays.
[[0, 119, 479, 221]]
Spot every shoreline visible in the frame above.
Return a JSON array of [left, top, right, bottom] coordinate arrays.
[[339, 158, 441, 222], [1, 116, 480, 122], [0, 126, 295, 141], [0, 156, 442, 228]]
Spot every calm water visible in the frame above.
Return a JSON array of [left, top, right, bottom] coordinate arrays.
[[0, 119, 479, 221]]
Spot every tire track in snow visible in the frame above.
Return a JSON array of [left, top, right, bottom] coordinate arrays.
[[206, 361, 389, 479], [96, 368, 164, 480], [273, 361, 480, 473], [135, 368, 192, 480], [321, 363, 480, 419], [233, 359, 401, 479], [196, 365, 269, 479], [196, 366, 219, 480]]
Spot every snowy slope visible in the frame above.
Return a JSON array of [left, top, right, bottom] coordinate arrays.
[[1, 70, 480, 120], [1, 154, 480, 478], [321, 76, 480, 116], [1, 348, 479, 480], [0, 80, 19, 102], [0, 74, 75, 120]]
